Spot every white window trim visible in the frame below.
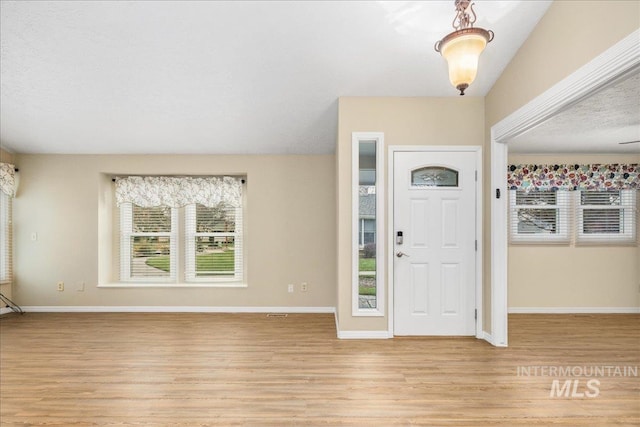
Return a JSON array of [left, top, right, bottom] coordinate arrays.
[[0, 192, 11, 285], [119, 203, 178, 283], [352, 132, 385, 317], [509, 190, 571, 244], [576, 190, 637, 244]]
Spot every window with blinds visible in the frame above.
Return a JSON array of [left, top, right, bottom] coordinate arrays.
[[115, 175, 245, 285], [185, 203, 243, 282], [577, 190, 637, 244], [0, 193, 12, 285], [509, 190, 571, 243], [119, 203, 178, 282]]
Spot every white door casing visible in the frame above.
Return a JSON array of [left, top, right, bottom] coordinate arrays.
[[393, 150, 478, 336]]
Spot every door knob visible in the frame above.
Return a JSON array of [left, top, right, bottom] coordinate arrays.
[[396, 251, 410, 258]]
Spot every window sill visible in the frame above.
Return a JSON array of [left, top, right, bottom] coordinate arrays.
[[509, 239, 570, 246], [98, 282, 248, 289], [352, 309, 384, 317], [574, 240, 638, 247]]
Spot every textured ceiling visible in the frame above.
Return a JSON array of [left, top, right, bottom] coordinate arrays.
[[509, 70, 640, 154], [0, 1, 552, 155]]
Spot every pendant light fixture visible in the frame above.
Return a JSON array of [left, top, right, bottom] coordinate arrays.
[[435, 0, 494, 95]]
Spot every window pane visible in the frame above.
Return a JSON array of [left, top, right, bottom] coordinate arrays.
[[411, 166, 458, 187], [133, 205, 172, 232], [194, 236, 235, 277], [516, 209, 558, 234], [196, 203, 236, 232], [583, 209, 621, 234], [363, 218, 376, 232], [185, 202, 243, 283], [358, 140, 377, 310], [130, 236, 171, 277], [581, 191, 621, 206], [516, 191, 556, 206], [510, 190, 571, 243], [363, 232, 375, 245]]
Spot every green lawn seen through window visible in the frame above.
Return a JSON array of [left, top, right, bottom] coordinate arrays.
[[359, 258, 375, 271], [358, 257, 376, 296], [146, 252, 235, 273]]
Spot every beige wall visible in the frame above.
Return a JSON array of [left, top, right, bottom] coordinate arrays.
[[337, 97, 485, 332], [12, 154, 336, 308], [1, 148, 16, 300], [486, 1, 640, 127], [508, 154, 640, 309], [0, 148, 14, 163], [484, 1, 640, 326]]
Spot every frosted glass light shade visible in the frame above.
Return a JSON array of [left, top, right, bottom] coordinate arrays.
[[437, 28, 493, 95]]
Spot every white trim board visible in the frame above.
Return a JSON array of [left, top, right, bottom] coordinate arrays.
[[489, 29, 640, 349], [19, 306, 336, 314], [509, 307, 640, 314], [0, 307, 13, 315], [337, 330, 393, 339], [481, 332, 504, 347]]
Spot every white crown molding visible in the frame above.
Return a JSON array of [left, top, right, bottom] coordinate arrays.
[[509, 307, 640, 314], [493, 29, 640, 143], [19, 306, 336, 314]]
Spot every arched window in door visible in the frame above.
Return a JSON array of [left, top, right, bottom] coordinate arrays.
[[411, 166, 459, 187]]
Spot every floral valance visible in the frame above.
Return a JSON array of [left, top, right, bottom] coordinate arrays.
[[115, 176, 243, 208], [0, 163, 16, 197], [508, 164, 639, 191]]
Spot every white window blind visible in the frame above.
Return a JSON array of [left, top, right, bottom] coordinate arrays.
[[185, 203, 243, 282], [510, 190, 571, 243], [577, 190, 637, 244], [120, 203, 178, 282], [0, 192, 12, 285]]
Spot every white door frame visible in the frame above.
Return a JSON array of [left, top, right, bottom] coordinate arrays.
[[489, 29, 640, 347], [388, 145, 483, 339]]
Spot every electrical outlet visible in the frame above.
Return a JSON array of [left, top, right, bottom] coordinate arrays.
[[76, 281, 85, 292], [301, 282, 308, 292], [57, 281, 64, 292], [287, 284, 294, 293]]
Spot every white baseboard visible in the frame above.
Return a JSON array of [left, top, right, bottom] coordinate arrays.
[[337, 330, 392, 339], [509, 307, 640, 314], [0, 307, 13, 315], [333, 309, 392, 339], [481, 331, 508, 347], [20, 306, 336, 314]]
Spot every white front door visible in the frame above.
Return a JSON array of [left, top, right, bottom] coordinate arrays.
[[393, 151, 477, 336]]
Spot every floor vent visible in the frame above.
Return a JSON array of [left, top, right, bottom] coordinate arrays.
[[266, 313, 288, 318]]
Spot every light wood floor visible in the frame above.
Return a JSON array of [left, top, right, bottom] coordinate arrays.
[[1, 312, 638, 426]]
